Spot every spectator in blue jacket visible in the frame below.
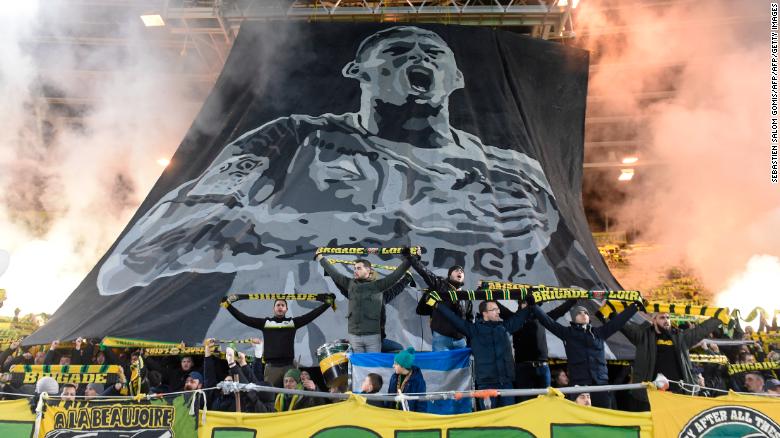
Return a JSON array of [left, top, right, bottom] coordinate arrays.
[[531, 303, 639, 409], [431, 296, 532, 409], [386, 347, 427, 413]]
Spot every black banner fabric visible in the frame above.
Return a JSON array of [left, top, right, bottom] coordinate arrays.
[[26, 23, 626, 361]]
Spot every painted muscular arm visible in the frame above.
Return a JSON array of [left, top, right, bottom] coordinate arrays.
[[97, 117, 298, 295]]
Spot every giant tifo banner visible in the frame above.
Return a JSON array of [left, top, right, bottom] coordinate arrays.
[[24, 22, 628, 363]]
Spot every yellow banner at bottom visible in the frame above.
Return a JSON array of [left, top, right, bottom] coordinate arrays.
[[649, 389, 780, 437], [200, 393, 652, 438], [0, 399, 35, 437]]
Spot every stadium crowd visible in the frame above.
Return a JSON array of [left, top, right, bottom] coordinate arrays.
[[0, 248, 777, 414]]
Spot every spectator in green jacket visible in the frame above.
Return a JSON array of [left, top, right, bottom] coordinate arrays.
[[316, 251, 411, 352]]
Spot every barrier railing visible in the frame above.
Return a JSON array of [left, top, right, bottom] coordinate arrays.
[[215, 380, 666, 411]]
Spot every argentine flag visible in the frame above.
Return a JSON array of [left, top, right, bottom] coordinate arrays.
[[349, 348, 473, 414]]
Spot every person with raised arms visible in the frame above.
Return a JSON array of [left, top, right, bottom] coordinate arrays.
[[222, 295, 333, 387]]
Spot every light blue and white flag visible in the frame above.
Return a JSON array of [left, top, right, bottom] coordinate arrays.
[[349, 348, 473, 414]]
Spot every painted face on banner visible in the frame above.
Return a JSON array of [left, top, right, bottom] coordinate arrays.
[[96, 25, 569, 297], [345, 28, 464, 107], [3, 19, 628, 373]]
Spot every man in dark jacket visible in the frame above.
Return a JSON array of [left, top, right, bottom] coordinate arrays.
[[532, 303, 638, 409], [222, 296, 333, 387], [621, 312, 721, 411], [316, 253, 411, 353], [432, 297, 532, 409], [406, 253, 472, 351], [498, 299, 575, 399]]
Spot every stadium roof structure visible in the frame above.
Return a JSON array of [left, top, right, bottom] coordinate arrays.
[[18, 0, 761, 231]]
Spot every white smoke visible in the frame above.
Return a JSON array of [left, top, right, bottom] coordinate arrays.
[[717, 255, 780, 327], [578, 0, 780, 312], [0, 2, 201, 315]]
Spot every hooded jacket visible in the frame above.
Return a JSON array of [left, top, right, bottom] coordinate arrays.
[[409, 255, 472, 339]]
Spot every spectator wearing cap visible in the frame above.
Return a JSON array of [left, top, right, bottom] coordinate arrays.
[[405, 251, 472, 352], [431, 297, 532, 409], [184, 371, 204, 391], [619, 311, 721, 411], [765, 379, 780, 395], [35, 376, 59, 396], [386, 347, 427, 412], [531, 302, 639, 409], [568, 389, 591, 406], [274, 369, 322, 411], [180, 369, 209, 420], [30, 377, 59, 413]]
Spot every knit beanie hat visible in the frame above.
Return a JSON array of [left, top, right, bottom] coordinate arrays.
[[447, 265, 464, 276], [394, 347, 416, 370], [571, 305, 590, 318], [35, 377, 59, 395], [284, 368, 302, 383]]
